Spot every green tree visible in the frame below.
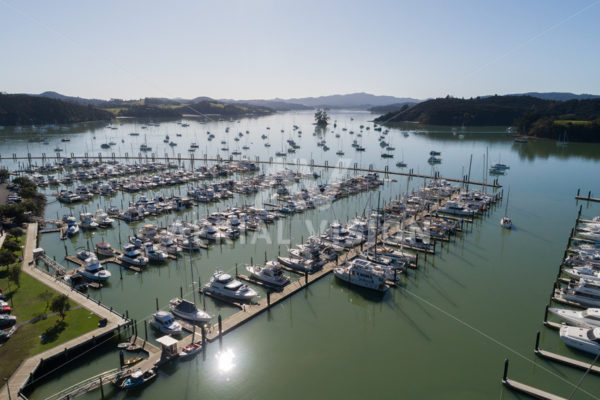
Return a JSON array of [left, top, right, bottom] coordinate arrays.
[[7, 227, 23, 237], [50, 294, 71, 320], [2, 238, 21, 253], [0, 169, 9, 183], [314, 109, 329, 127], [8, 265, 21, 288], [0, 249, 17, 268]]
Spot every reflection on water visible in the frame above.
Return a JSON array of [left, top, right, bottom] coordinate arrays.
[[216, 348, 236, 374]]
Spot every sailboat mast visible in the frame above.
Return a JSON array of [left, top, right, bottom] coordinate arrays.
[[504, 188, 510, 218]]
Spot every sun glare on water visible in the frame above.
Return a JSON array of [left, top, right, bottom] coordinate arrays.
[[216, 348, 236, 374]]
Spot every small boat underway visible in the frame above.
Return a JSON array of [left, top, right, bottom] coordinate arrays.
[[169, 297, 211, 323], [150, 311, 182, 335], [334, 258, 389, 292], [500, 188, 512, 229], [203, 270, 258, 301], [559, 325, 600, 355]]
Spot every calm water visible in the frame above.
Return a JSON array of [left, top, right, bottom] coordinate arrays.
[[1, 111, 600, 399]]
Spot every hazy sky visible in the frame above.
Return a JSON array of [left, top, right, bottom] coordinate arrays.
[[1, 0, 599, 100]]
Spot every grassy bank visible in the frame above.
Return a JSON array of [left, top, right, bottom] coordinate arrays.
[[0, 233, 100, 383]]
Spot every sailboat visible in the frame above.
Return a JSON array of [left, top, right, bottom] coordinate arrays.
[[336, 137, 344, 156], [500, 188, 512, 229]]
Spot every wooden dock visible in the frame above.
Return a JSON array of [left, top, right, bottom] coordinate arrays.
[[502, 359, 566, 400], [4, 154, 502, 188], [502, 378, 566, 400], [536, 348, 600, 376], [575, 194, 600, 203]]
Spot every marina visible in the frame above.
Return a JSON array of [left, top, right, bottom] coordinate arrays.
[[1, 112, 599, 400]]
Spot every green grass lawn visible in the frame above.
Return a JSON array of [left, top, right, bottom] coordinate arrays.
[[1, 235, 100, 384], [0, 308, 100, 382], [554, 119, 594, 126], [0, 273, 59, 322]]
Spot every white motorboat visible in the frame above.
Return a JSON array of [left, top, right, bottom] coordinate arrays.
[[559, 325, 600, 355], [95, 209, 115, 227], [79, 212, 99, 230], [203, 270, 257, 301], [334, 258, 389, 292], [95, 242, 116, 257], [438, 201, 475, 217], [549, 307, 600, 328], [169, 297, 211, 323], [150, 311, 182, 335], [76, 249, 95, 261], [277, 256, 313, 272], [563, 266, 600, 282], [198, 224, 221, 241], [144, 243, 168, 263], [118, 244, 148, 267], [579, 230, 600, 242], [246, 261, 290, 287], [80, 257, 111, 282], [65, 216, 80, 236]]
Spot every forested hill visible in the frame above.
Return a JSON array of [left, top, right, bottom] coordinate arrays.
[[375, 95, 600, 142], [106, 99, 274, 118], [0, 94, 113, 125]]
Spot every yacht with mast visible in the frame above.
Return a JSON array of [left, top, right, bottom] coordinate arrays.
[[500, 188, 512, 229]]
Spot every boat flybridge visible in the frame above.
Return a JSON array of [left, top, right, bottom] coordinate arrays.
[[334, 258, 389, 292], [203, 270, 258, 301]]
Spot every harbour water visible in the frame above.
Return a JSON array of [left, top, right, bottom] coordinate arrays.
[[1, 110, 599, 399]]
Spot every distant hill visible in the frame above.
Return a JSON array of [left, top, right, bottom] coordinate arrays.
[[32, 91, 420, 112], [219, 99, 311, 111], [375, 95, 600, 142], [37, 91, 108, 106], [508, 92, 600, 101], [106, 98, 274, 119], [369, 102, 418, 114], [275, 92, 420, 109], [0, 93, 113, 125]]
